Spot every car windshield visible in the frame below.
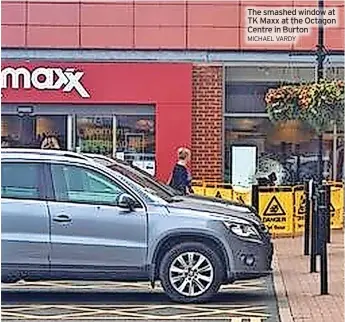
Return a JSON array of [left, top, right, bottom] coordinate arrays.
[[83, 154, 116, 167], [106, 162, 258, 213], [107, 163, 183, 203], [107, 169, 170, 205]]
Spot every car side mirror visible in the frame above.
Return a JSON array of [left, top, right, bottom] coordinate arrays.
[[117, 193, 137, 211]]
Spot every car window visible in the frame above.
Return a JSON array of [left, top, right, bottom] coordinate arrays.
[[51, 164, 128, 206], [1, 162, 42, 200]]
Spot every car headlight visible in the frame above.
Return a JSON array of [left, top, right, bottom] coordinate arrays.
[[223, 220, 261, 239]]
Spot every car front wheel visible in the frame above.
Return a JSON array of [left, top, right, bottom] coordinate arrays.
[[159, 242, 224, 303]]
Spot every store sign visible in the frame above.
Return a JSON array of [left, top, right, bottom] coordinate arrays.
[[1, 67, 90, 98]]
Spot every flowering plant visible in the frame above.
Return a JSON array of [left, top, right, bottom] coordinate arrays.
[[265, 80, 344, 133]]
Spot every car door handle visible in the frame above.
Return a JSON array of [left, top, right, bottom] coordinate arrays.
[[53, 214, 72, 223]]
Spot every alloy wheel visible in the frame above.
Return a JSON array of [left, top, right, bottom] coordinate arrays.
[[168, 251, 214, 297]]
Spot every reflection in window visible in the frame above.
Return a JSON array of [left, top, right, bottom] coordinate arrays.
[[224, 117, 334, 185]]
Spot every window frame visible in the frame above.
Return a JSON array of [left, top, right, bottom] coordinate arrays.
[[1, 160, 48, 201], [47, 161, 146, 209]]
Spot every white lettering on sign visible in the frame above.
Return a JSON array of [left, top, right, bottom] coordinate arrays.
[[1, 67, 90, 98]]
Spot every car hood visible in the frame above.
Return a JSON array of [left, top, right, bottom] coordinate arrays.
[[167, 196, 262, 225], [184, 194, 257, 212]]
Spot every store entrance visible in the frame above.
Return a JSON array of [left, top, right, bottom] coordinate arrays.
[[2, 115, 67, 149]]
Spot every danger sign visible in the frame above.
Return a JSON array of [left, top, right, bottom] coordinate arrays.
[[203, 185, 233, 201], [215, 191, 222, 199], [259, 190, 294, 236], [263, 196, 286, 216]]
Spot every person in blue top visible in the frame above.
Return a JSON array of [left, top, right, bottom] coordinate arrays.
[[168, 147, 193, 195]]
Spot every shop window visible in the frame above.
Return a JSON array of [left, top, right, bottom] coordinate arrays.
[[225, 82, 279, 113], [77, 116, 113, 155], [76, 114, 156, 175], [224, 117, 335, 186], [116, 115, 155, 174], [2, 115, 66, 149]]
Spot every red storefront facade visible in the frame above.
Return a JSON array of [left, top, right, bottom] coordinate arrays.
[[1, 62, 193, 181]]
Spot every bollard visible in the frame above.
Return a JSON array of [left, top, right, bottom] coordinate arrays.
[[251, 185, 259, 212], [310, 181, 318, 273], [304, 181, 311, 255], [319, 184, 328, 295], [325, 184, 331, 243]]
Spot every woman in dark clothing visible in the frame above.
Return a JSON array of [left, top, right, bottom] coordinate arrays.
[[168, 147, 193, 195]]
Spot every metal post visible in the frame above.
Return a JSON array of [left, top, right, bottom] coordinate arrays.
[[325, 184, 331, 243], [304, 181, 311, 255], [332, 124, 337, 181], [310, 181, 318, 272], [252, 185, 259, 211], [316, 0, 325, 83], [319, 184, 328, 294], [316, 0, 328, 295]]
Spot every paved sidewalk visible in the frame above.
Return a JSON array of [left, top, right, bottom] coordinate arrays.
[[273, 230, 344, 322]]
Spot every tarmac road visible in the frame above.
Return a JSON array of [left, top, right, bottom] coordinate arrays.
[[1, 276, 280, 322]]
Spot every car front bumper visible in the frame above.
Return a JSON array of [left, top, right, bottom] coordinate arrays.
[[225, 232, 274, 282]]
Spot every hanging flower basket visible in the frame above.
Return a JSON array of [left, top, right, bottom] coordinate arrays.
[[265, 79, 344, 134]]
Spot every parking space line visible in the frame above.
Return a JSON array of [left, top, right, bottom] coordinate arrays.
[[2, 279, 265, 291], [2, 304, 270, 320]]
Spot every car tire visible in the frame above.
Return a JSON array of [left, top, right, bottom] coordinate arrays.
[[159, 242, 224, 303]]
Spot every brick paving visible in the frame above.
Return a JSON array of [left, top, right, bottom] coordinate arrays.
[[274, 230, 344, 322]]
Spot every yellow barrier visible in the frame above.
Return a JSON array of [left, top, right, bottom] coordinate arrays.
[[232, 189, 252, 206], [330, 184, 344, 229], [191, 181, 344, 236], [204, 183, 233, 201], [293, 186, 306, 235], [191, 180, 205, 196], [258, 187, 294, 237]]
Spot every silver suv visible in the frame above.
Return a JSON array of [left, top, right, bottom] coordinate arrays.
[[1, 151, 273, 303]]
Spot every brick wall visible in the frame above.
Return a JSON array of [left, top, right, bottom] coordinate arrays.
[[192, 65, 223, 182]]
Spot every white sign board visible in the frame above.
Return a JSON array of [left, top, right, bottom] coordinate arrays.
[[231, 146, 257, 188]]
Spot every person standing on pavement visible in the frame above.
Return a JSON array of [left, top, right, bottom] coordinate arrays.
[[168, 147, 193, 195]]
